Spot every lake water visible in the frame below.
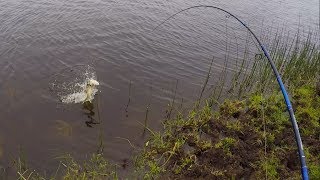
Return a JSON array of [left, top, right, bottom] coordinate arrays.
[[0, 0, 319, 177]]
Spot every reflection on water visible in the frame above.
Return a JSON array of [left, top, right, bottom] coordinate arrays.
[[83, 101, 100, 128], [0, 137, 3, 159], [54, 120, 72, 137]]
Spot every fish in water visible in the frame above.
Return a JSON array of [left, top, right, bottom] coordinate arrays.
[[84, 79, 99, 102], [60, 78, 100, 104]]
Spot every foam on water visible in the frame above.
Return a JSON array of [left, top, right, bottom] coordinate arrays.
[[60, 80, 99, 104], [50, 65, 99, 104]]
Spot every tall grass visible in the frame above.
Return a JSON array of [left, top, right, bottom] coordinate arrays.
[[210, 29, 319, 102], [136, 28, 320, 179]]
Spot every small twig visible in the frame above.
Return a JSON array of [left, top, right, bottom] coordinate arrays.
[[161, 142, 178, 167], [166, 80, 178, 120], [115, 137, 136, 149], [61, 163, 68, 168], [17, 171, 27, 180], [54, 162, 62, 179], [261, 93, 267, 180], [137, 121, 155, 136], [143, 84, 152, 134], [125, 81, 132, 117], [26, 171, 34, 179], [143, 105, 150, 135], [199, 56, 214, 104], [96, 93, 102, 123]]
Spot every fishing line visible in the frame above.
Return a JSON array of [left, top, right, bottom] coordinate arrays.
[[152, 5, 309, 180]]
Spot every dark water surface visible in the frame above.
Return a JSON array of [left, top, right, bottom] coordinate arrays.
[[0, 0, 319, 176]]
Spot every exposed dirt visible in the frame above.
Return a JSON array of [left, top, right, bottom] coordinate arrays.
[[139, 83, 320, 179]]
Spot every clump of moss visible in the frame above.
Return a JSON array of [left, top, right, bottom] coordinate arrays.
[[219, 100, 245, 118]]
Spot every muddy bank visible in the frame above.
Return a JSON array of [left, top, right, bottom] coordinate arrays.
[[136, 81, 320, 179]]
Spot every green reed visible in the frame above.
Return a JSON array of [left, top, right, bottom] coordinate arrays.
[[222, 30, 319, 99]]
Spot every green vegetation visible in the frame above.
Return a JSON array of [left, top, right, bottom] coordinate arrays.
[[10, 90, 319, 179], [2, 30, 319, 179], [136, 80, 320, 179], [134, 32, 320, 179], [11, 152, 118, 180], [58, 154, 118, 180]]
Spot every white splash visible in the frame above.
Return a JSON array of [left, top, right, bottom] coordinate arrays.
[[50, 65, 100, 104], [61, 78, 99, 104]]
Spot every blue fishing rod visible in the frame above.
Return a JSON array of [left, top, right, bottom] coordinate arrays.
[[153, 5, 309, 180]]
